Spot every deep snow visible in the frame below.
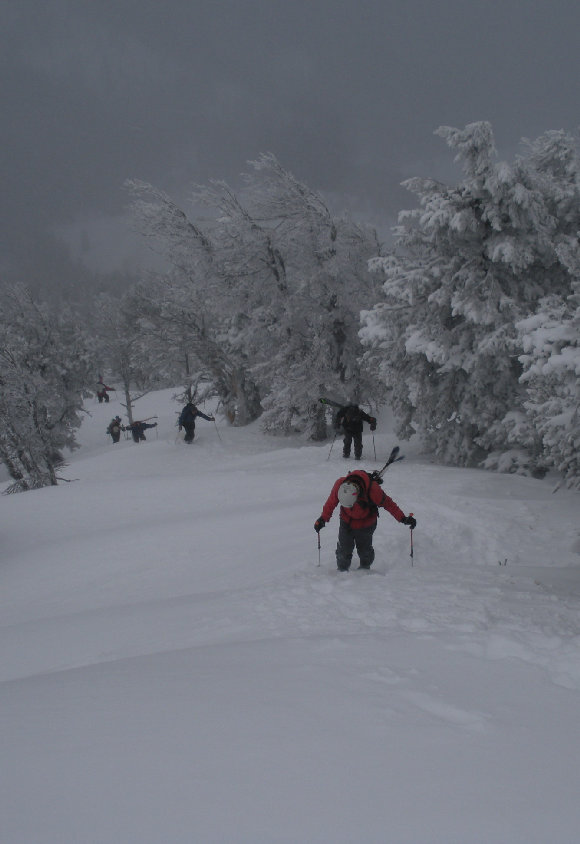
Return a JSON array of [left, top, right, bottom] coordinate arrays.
[[1, 388, 579, 844]]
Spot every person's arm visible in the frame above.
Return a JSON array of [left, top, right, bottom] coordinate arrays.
[[369, 482, 405, 522], [316, 477, 349, 532], [321, 478, 343, 523], [360, 410, 377, 429]]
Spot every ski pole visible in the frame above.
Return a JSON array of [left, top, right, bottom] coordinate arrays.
[[372, 433, 376, 460], [317, 531, 321, 567], [409, 513, 414, 566], [327, 431, 337, 461], [213, 419, 224, 444]]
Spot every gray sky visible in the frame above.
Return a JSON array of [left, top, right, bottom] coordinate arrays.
[[3, 0, 580, 292]]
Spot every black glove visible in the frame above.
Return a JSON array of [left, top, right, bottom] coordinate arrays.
[[401, 514, 416, 529], [370, 418, 377, 431], [314, 517, 326, 533]]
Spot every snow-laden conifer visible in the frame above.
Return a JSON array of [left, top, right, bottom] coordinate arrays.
[[517, 291, 580, 488], [361, 122, 580, 472]]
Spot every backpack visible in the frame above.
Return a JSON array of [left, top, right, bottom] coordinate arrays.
[[180, 404, 196, 425], [344, 471, 379, 517], [343, 406, 361, 425]]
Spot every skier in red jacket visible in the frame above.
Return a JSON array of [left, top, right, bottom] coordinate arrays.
[[96, 377, 114, 403], [314, 468, 416, 571]]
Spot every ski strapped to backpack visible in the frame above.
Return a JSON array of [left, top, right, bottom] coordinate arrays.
[[369, 446, 405, 485], [342, 470, 379, 517], [342, 447, 404, 515], [319, 397, 344, 410]]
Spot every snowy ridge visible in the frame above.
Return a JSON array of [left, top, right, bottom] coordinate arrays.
[[2, 388, 579, 843]]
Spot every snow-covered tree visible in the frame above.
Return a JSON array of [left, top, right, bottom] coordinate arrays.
[[258, 217, 386, 438], [195, 156, 385, 438], [361, 122, 580, 471], [93, 291, 163, 425], [136, 272, 262, 425], [517, 210, 580, 490], [0, 285, 93, 492], [128, 157, 385, 437], [126, 181, 262, 425]]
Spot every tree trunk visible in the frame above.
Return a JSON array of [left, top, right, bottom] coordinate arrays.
[[308, 402, 328, 441]]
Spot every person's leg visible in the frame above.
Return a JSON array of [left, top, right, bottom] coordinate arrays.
[[342, 431, 353, 458], [336, 521, 355, 571], [354, 524, 376, 568], [353, 431, 363, 460]]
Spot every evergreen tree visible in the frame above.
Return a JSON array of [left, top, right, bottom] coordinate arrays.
[[516, 160, 580, 489], [517, 292, 580, 488], [361, 122, 579, 470]]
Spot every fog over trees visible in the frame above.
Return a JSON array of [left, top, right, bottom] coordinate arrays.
[[2, 124, 579, 491]]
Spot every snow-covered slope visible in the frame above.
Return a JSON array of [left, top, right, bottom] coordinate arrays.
[[2, 389, 579, 843]]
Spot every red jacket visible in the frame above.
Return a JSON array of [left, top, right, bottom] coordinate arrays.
[[321, 469, 405, 530]]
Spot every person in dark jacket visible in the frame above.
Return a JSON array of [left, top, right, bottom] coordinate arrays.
[[335, 404, 377, 460], [106, 416, 122, 443], [178, 402, 215, 443], [314, 468, 416, 571], [123, 420, 157, 443]]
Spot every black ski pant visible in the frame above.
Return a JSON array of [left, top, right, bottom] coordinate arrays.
[[183, 423, 196, 443], [342, 429, 363, 459], [336, 520, 376, 570]]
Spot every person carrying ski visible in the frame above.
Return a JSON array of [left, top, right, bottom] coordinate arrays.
[[314, 468, 416, 571], [178, 402, 215, 443], [107, 416, 122, 443], [123, 420, 157, 443], [335, 404, 376, 460], [96, 377, 113, 403]]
